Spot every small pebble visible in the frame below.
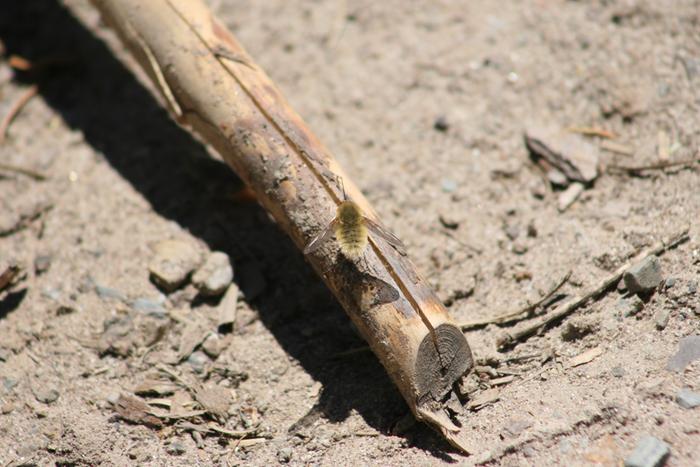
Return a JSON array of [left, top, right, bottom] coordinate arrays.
[[557, 182, 584, 211], [675, 388, 700, 409], [131, 297, 166, 317], [1, 402, 14, 414], [438, 213, 459, 230], [277, 447, 293, 463], [166, 440, 186, 456], [623, 256, 663, 294], [192, 251, 233, 296], [666, 335, 700, 371], [33, 387, 60, 404], [201, 333, 223, 359], [617, 279, 628, 292], [654, 310, 670, 330], [623, 435, 669, 467], [616, 296, 644, 317], [504, 224, 520, 240], [148, 240, 201, 292], [34, 255, 51, 275], [187, 351, 209, 374], [433, 116, 449, 132], [441, 178, 457, 193], [688, 281, 698, 295], [512, 241, 528, 255], [663, 277, 676, 289], [611, 366, 625, 378], [95, 284, 127, 302]]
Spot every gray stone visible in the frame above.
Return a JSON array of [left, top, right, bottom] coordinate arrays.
[[34, 255, 51, 275], [666, 335, 700, 371], [33, 386, 60, 404], [663, 277, 676, 289], [654, 310, 670, 330], [187, 351, 209, 374], [277, 447, 293, 463], [624, 435, 669, 467], [131, 297, 166, 317], [95, 284, 127, 302], [623, 256, 662, 294], [148, 240, 201, 292], [611, 366, 625, 378], [616, 296, 644, 317], [688, 280, 698, 295], [166, 440, 186, 456], [441, 178, 457, 193], [192, 252, 233, 297], [676, 388, 700, 409], [201, 333, 223, 359]]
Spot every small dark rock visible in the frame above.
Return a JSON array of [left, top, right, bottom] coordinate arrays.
[[561, 317, 599, 341], [439, 213, 459, 230], [433, 116, 449, 132], [148, 240, 201, 292], [526, 221, 537, 238], [663, 277, 676, 289], [34, 255, 51, 275], [624, 435, 670, 467], [512, 241, 528, 255], [676, 388, 700, 409], [623, 256, 662, 294], [277, 447, 293, 463]]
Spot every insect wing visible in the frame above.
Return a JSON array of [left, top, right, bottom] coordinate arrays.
[[364, 217, 407, 255], [303, 218, 338, 254]]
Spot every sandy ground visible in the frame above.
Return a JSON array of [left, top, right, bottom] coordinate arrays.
[[1, 0, 699, 465]]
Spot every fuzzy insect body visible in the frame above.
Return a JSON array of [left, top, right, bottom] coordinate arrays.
[[304, 199, 405, 260]]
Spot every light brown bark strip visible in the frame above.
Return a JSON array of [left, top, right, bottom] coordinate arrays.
[[90, 0, 474, 451]]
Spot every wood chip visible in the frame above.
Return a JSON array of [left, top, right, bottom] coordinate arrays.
[[217, 284, 239, 332], [112, 393, 163, 428], [657, 130, 670, 161], [600, 140, 634, 156], [567, 346, 603, 368], [194, 385, 232, 419], [525, 124, 600, 184], [177, 323, 209, 362], [466, 388, 500, 410], [558, 182, 585, 212], [489, 375, 515, 386]]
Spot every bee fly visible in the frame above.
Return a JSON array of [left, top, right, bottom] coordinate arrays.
[[303, 178, 406, 260]]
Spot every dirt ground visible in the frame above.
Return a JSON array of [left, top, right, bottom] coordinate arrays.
[[1, 0, 699, 465]]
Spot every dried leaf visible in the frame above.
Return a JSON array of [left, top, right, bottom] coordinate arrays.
[[466, 388, 500, 410], [134, 379, 178, 396], [112, 394, 163, 428], [195, 385, 232, 419], [567, 346, 603, 368]]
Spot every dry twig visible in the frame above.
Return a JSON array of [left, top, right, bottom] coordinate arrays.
[[460, 271, 570, 330], [0, 85, 39, 144], [0, 162, 47, 181], [496, 228, 690, 350], [606, 157, 699, 176]]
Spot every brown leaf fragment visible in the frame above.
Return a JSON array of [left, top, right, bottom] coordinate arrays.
[[170, 390, 193, 417], [134, 379, 178, 397], [466, 388, 500, 411], [194, 384, 232, 419], [112, 393, 163, 428], [566, 346, 603, 368], [525, 124, 600, 184]]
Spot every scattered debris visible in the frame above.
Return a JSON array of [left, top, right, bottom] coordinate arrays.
[[567, 126, 616, 139], [623, 435, 670, 467], [525, 124, 600, 185], [201, 333, 228, 359], [654, 310, 670, 330], [0, 162, 47, 181], [111, 393, 163, 428], [217, 284, 239, 333], [623, 256, 662, 294], [194, 384, 232, 420], [134, 379, 178, 397], [561, 316, 599, 341], [617, 296, 644, 317], [666, 335, 700, 372], [675, 388, 700, 409], [0, 85, 39, 144], [567, 347, 603, 368], [461, 271, 570, 330], [558, 182, 585, 212], [607, 157, 700, 177], [600, 140, 635, 156], [466, 388, 500, 411], [192, 251, 233, 296], [496, 228, 688, 350], [148, 240, 201, 292], [98, 313, 135, 357]]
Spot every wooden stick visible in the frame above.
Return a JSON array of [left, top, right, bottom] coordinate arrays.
[[606, 157, 699, 175], [496, 228, 690, 350], [0, 85, 38, 144], [90, 0, 474, 451], [460, 270, 570, 330]]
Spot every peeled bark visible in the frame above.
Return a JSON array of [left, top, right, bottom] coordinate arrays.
[[90, 0, 474, 451]]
